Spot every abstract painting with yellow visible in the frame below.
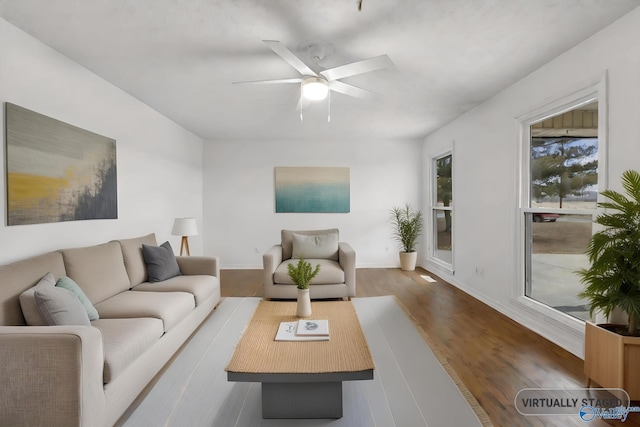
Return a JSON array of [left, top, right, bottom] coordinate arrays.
[[5, 103, 117, 225]]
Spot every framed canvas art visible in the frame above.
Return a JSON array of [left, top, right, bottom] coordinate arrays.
[[5, 103, 118, 225], [275, 167, 350, 213]]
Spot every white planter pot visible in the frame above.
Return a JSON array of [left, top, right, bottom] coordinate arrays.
[[296, 288, 312, 318], [399, 251, 418, 271]]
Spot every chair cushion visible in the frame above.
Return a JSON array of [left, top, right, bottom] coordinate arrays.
[[55, 276, 99, 320], [292, 232, 339, 261], [117, 233, 158, 286], [142, 241, 182, 282], [132, 275, 218, 306], [34, 286, 91, 326], [94, 291, 194, 332], [273, 259, 345, 285], [19, 272, 56, 326], [281, 229, 339, 260], [91, 317, 164, 384]]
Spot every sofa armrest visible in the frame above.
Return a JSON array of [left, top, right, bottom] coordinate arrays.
[[0, 325, 105, 427], [176, 256, 220, 278], [338, 242, 356, 297]]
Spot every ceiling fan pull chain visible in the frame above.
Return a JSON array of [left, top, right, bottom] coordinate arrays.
[[327, 90, 331, 123], [300, 94, 304, 122]]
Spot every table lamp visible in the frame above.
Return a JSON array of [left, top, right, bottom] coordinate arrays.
[[171, 217, 198, 256]]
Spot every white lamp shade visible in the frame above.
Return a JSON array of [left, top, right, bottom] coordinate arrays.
[[172, 217, 198, 236]]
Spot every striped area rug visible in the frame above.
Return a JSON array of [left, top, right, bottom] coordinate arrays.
[[117, 296, 492, 427]]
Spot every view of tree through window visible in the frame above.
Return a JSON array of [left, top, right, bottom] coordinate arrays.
[[531, 137, 598, 209], [525, 101, 598, 322]]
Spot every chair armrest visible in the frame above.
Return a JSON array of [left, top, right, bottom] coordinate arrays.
[[0, 325, 105, 427], [176, 256, 220, 278], [263, 245, 283, 293], [339, 242, 356, 297], [263, 245, 283, 275]]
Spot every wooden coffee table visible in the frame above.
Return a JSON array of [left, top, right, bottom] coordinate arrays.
[[225, 300, 374, 419]]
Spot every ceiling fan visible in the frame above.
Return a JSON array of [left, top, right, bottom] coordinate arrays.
[[233, 40, 393, 120]]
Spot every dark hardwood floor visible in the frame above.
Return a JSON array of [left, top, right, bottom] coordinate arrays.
[[221, 267, 639, 427]]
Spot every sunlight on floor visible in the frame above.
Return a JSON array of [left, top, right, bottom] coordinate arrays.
[[421, 275, 437, 283]]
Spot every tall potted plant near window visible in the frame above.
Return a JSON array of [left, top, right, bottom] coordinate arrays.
[[389, 203, 424, 271], [288, 258, 320, 318], [577, 169, 640, 397]]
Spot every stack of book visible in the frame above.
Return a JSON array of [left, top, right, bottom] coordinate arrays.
[[275, 319, 330, 341]]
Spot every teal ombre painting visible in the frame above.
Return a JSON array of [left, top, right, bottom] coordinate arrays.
[[275, 167, 350, 213]]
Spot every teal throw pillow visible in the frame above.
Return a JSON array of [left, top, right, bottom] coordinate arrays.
[[56, 276, 99, 320]]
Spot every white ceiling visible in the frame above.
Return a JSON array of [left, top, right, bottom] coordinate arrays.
[[1, 0, 638, 141]]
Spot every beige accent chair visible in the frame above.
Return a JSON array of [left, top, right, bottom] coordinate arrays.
[[263, 229, 356, 300]]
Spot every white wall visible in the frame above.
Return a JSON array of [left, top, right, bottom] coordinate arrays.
[[422, 8, 640, 357], [0, 18, 204, 264], [203, 138, 422, 268]]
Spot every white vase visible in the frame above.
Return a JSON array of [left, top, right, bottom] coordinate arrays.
[[399, 251, 418, 271], [297, 288, 312, 318]]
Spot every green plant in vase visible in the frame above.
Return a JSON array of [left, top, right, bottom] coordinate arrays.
[[389, 203, 423, 270], [288, 257, 320, 318], [577, 169, 640, 336], [287, 258, 321, 289]]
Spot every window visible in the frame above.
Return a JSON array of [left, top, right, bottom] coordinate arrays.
[[523, 101, 599, 322], [432, 153, 453, 266]]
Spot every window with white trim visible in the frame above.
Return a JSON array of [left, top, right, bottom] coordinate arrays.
[[519, 80, 607, 324], [431, 153, 453, 267]]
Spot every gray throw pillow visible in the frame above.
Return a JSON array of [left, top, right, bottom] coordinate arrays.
[[56, 276, 99, 320], [142, 241, 182, 282], [292, 232, 339, 260], [19, 272, 56, 326], [34, 286, 91, 326]]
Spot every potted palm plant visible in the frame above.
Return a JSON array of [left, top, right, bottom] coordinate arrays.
[[287, 258, 320, 317], [577, 169, 640, 397], [389, 203, 424, 271]]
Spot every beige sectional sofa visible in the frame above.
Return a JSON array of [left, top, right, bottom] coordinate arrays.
[[0, 233, 221, 427]]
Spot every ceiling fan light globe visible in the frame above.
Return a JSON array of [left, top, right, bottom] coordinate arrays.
[[302, 78, 329, 101]]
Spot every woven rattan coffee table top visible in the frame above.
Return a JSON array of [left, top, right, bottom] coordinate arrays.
[[225, 300, 374, 375]]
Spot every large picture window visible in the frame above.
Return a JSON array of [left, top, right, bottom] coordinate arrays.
[[523, 101, 600, 322]]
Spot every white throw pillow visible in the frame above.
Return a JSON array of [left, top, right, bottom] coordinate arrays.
[[292, 232, 339, 260]]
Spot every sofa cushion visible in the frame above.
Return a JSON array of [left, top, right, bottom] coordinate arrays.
[[94, 291, 195, 332], [34, 286, 91, 326], [19, 272, 56, 326], [56, 277, 99, 321], [142, 242, 182, 282], [60, 241, 131, 305], [0, 251, 66, 326], [281, 229, 339, 260], [273, 259, 345, 285], [292, 232, 339, 260], [91, 317, 164, 384], [117, 233, 158, 286], [133, 275, 218, 306]]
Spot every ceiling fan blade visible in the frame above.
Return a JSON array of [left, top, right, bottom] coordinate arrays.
[[329, 81, 377, 100], [233, 78, 303, 85], [263, 40, 317, 77], [320, 54, 393, 81]]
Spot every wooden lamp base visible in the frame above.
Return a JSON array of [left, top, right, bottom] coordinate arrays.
[[179, 236, 190, 256]]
